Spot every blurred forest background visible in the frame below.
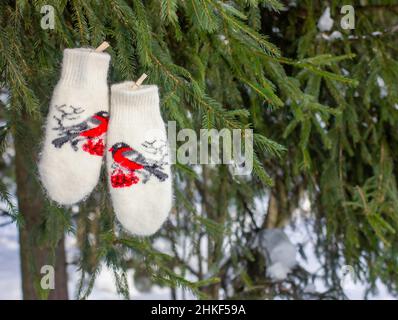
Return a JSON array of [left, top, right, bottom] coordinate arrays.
[[0, 0, 398, 300]]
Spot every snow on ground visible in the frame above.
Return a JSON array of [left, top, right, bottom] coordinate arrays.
[[0, 211, 395, 300], [0, 213, 196, 300], [0, 215, 173, 300], [257, 229, 297, 280], [285, 212, 394, 300], [64, 232, 173, 300], [67, 264, 172, 300], [0, 216, 21, 299]]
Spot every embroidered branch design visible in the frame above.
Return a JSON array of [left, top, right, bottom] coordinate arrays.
[[51, 104, 109, 156], [109, 140, 169, 188]]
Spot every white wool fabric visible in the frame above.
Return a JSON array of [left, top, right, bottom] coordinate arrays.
[[39, 48, 110, 205], [107, 82, 172, 235]]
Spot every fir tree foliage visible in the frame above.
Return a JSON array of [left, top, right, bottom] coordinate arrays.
[[0, 0, 397, 299]]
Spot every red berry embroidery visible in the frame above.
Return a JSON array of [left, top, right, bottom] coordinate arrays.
[[82, 138, 105, 156], [51, 106, 109, 154], [108, 140, 169, 189], [111, 168, 139, 188]]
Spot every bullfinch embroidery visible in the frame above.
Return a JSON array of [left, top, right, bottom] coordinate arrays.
[[38, 48, 111, 206], [106, 83, 172, 235], [51, 104, 109, 156], [109, 140, 169, 188]]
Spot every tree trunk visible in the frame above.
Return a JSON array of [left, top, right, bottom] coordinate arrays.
[[14, 113, 69, 300]]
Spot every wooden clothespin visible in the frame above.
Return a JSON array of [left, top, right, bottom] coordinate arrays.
[[132, 73, 148, 90], [95, 41, 110, 52]]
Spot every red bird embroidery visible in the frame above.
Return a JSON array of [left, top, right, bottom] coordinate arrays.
[[79, 112, 109, 139], [52, 105, 109, 156], [109, 142, 168, 188]]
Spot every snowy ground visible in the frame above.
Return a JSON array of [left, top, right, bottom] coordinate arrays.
[[0, 213, 394, 300], [0, 214, 173, 300], [0, 216, 21, 299], [284, 215, 394, 300]]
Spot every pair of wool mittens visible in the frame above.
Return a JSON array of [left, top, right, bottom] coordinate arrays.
[[38, 48, 172, 236]]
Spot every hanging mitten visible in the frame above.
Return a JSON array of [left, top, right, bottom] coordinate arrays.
[[107, 82, 172, 235], [38, 48, 110, 205]]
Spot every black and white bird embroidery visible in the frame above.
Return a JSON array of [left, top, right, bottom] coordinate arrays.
[[108, 140, 169, 188], [51, 104, 109, 156]]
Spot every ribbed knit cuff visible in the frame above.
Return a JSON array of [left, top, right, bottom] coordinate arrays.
[[111, 82, 161, 123], [59, 48, 110, 88]]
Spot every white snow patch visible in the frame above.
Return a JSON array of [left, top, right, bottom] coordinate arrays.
[[258, 229, 297, 280], [0, 215, 22, 299], [0, 91, 9, 105], [341, 68, 350, 76], [321, 31, 343, 41], [329, 31, 342, 40], [218, 34, 229, 45], [376, 76, 388, 98], [318, 7, 334, 32], [284, 216, 395, 299]]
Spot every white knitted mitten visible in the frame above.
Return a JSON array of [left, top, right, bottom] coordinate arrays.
[[39, 48, 110, 205], [107, 82, 172, 235]]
